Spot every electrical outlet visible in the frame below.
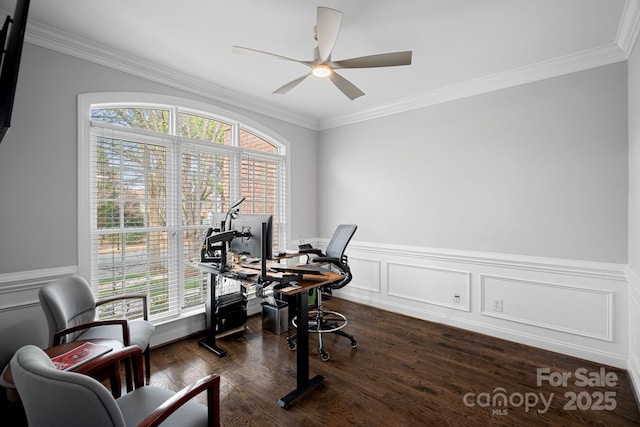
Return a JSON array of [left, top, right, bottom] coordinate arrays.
[[492, 298, 503, 312]]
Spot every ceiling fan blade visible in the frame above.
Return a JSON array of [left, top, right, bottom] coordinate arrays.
[[316, 7, 343, 62], [328, 71, 365, 100], [273, 73, 312, 95], [232, 46, 312, 67], [329, 51, 413, 69]]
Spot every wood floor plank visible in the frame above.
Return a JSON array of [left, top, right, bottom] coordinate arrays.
[[149, 296, 640, 426], [3, 296, 638, 426]]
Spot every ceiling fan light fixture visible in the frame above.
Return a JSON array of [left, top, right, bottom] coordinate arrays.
[[233, 7, 411, 99], [312, 64, 332, 78]]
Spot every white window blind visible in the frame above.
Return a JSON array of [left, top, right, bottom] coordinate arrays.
[[241, 151, 287, 253], [180, 140, 234, 311], [91, 125, 179, 320], [85, 103, 287, 323]]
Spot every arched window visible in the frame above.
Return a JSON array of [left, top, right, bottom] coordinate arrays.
[[78, 94, 287, 321]]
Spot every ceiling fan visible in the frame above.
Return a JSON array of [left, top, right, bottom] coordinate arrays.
[[232, 6, 413, 100]]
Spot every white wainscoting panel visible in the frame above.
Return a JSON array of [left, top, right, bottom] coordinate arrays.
[[0, 266, 78, 368], [626, 266, 640, 405], [348, 256, 382, 293], [0, 266, 77, 311], [387, 262, 471, 311], [480, 275, 612, 341], [334, 241, 628, 368], [0, 245, 631, 370]]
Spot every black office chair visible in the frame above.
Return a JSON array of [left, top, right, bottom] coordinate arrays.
[[287, 224, 358, 361]]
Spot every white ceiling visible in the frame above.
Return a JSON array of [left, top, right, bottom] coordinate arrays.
[[4, 0, 640, 129]]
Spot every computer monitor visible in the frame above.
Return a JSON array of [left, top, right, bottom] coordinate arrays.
[[229, 214, 273, 260]]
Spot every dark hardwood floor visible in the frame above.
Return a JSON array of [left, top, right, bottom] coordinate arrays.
[[150, 297, 640, 427], [3, 296, 639, 426]]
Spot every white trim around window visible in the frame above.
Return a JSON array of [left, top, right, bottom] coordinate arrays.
[[78, 92, 292, 322]]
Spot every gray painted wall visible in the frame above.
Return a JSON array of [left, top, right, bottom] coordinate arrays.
[[627, 29, 640, 401], [0, 41, 632, 370], [629, 36, 640, 272], [0, 44, 318, 275], [318, 63, 628, 263]]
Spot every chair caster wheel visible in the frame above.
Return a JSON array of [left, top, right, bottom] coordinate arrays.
[[351, 340, 358, 349], [287, 340, 297, 350], [320, 351, 330, 361]]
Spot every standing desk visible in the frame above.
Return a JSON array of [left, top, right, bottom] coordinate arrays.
[[195, 260, 343, 408], [273, 268, 343, 408]]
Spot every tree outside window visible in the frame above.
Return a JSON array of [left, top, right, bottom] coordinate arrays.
[[89, 106, 286, 321]]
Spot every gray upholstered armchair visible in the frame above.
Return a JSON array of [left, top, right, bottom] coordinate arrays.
[[38, 276, 155, 379], [11, 344, 220, 427]]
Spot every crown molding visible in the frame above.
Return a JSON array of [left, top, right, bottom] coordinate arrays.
[[23, 20, 320, 130], [319, 0, 640, 129], [616, 0, 640, 55], [9, 2, 640, 132], [318, 42, 627, 130]]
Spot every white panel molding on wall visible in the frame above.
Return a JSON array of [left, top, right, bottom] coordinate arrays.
[[335, 240, 628, 368], [387, 262, 471, 312], [0, 265, 208, 350], [479, 275, 613, 341], [0, 248, 631, 369], [0, 266, 77, 312], [344, 241, 625, 281], [347, 256, 382, 293], [625, 266, 640, 407], [0, 266, 78, 367]]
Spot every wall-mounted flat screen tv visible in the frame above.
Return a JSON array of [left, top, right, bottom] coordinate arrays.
[[0, 0, 30, 144]]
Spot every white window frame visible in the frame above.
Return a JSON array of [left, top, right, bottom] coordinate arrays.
[[78, 92, 291, 322]]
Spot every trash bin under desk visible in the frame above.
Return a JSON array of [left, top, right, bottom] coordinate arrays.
[[262, 300, 289, 334]]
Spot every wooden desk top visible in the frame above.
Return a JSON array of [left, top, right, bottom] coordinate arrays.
[[195, 261, 344, 296], [274, 270, 344, 296]]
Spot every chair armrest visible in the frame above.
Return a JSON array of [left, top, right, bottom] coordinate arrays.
[[310, 256, 348, 272], [53, 319, 130, 346], [309, 257, 352, 289], [96, 293, 150, 321], [298, 247, 323, 256], [138, 374, 221, 427], [79, 345, 145, 390], [312, 256, 340, 264], [299, 247, 324, 264]]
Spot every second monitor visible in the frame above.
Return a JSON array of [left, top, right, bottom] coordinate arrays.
[[229, 214, 273, 260]]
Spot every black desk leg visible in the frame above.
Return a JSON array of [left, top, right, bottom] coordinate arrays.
[[198, 337, 227, 358], [278, 289, 324, 409], [199, 273, 227, 358]]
